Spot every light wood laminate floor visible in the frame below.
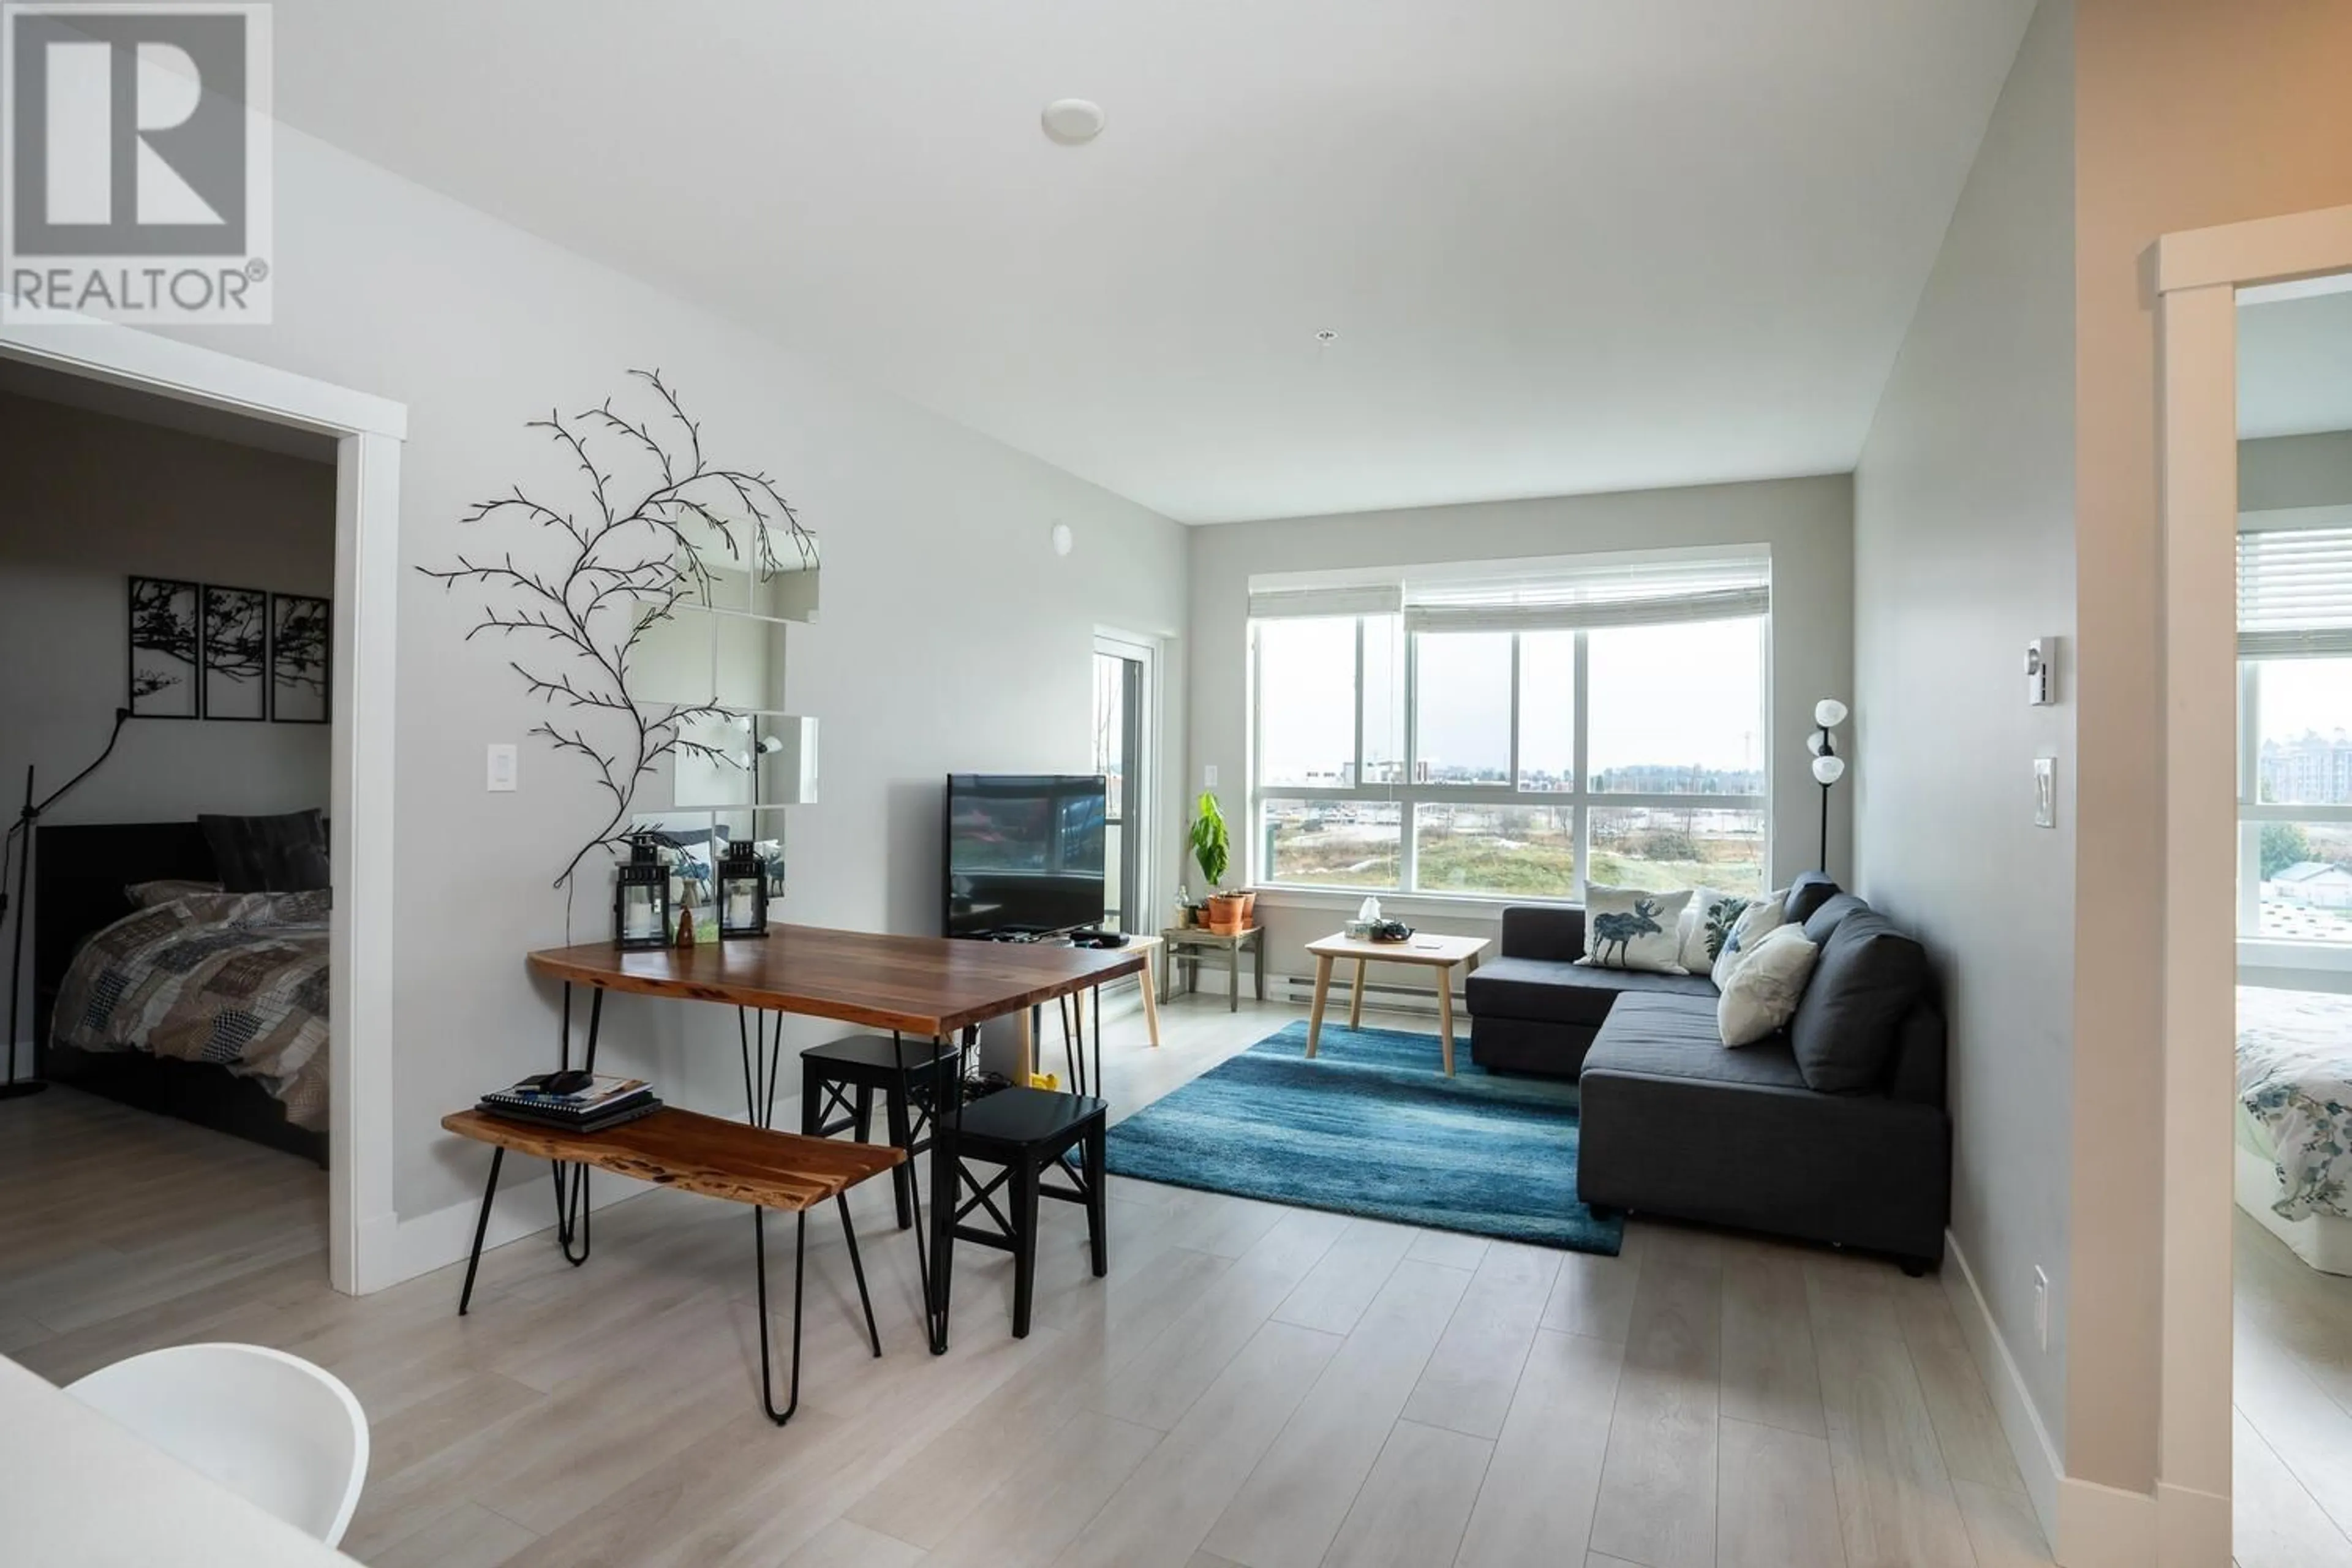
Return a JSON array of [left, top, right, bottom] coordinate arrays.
[[2234, 1205, 2352, 1568], [2, 995, 2060, 1568]]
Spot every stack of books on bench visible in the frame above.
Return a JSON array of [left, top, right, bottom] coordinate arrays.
[[480, 1072, 661, 1133]]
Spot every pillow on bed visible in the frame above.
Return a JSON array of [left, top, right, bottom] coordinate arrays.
[[126, 877, 224, 908], [200, 809, 331, 893]]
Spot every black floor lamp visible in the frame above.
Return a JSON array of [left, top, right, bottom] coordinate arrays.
[[1808, 698, 1849, 874], [2, 707, 135, 1101]]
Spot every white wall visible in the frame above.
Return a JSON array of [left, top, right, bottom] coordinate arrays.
[[1852, 0, 2076, 1469], [1186, 476, 1853, 981], [133, 126, 1187, 1223], [0, 390, 336, 1063], [2241, 429, 2352, 513]]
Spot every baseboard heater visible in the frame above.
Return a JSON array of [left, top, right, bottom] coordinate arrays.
[[1270, 974, 1461, 1019]]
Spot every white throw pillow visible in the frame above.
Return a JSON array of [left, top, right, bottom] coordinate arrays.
[[1711, 888, 1790, 989], [1717, 924, 1820, 1046], [1677, 888, 1759, 976], [1575, 885, 1694, 974]]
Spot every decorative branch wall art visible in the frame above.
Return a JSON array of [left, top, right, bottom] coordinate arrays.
[[127, 576, 199, 718], [269, 593, 330, 724], [202, 585, 268, 720], [421, 370, 818, 892]]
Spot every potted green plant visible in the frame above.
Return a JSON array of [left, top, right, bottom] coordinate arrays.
[[1192, 791, 1250, 932]]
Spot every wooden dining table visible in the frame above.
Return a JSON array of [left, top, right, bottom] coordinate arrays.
[[518, 926, 1148, 1352]]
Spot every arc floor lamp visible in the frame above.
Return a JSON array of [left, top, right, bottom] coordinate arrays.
[[1809, 698, 1848, 874]]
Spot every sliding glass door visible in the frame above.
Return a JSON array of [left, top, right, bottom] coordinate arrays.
[[1093, 637, 1153, 932]]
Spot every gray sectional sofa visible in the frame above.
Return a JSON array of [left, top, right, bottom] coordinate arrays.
[[1463, 873, 1951, 1272]]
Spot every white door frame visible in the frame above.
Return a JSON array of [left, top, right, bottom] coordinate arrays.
[[1096, 627, 1161, 932], [2152, 200, 2352, 1567], [0, 308, 407, 1296]]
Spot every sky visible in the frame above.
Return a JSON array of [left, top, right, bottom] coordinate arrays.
[[1259, 616, 1766, 786]]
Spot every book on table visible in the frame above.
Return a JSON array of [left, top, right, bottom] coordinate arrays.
[[479, 1073, 659, 1131]]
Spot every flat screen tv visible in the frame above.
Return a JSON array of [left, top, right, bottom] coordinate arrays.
[[943, 773, 1107, 938]]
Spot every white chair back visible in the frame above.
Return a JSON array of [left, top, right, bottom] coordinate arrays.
[[66, 1343, 369, 1547]]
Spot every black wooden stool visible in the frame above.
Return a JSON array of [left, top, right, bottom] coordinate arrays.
[[928, 1086, 1107, 1341], [801, 1033, 959, 1229]]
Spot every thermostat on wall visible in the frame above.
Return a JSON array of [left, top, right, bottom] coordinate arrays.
[[2025, 638, 2057, 705]]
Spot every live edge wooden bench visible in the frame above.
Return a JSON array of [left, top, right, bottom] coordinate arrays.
[[441, 1107, 904, 1426]]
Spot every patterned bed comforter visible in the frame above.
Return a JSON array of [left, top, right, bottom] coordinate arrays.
[[2238, 986, 2352, 1221], [52, 890, 330, 1131]]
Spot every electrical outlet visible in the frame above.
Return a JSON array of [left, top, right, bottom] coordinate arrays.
[[1202, 763, 1219, 789], [2034, 1266, 2050, 1351], [486, 743, 518, 793]]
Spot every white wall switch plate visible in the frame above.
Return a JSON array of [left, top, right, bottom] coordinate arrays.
[[486, 743, 518, 792], [1202, 763, 1219, 788], [2033, 756, 2056, 827], [2034, 1265, 2050, 1350]]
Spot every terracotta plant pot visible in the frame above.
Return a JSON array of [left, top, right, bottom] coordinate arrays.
[[1236, 891, 1257, 926], [1205, 893, 1246, 933]]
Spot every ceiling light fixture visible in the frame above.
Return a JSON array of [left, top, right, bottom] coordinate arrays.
[[1315, 329, 1338, 344], [1041, 99, 1105, 145]]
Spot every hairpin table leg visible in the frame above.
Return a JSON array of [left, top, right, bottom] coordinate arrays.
[[752, 1205, 806, 1425], [458, 1146, 505, 1315], [837, 1193, 881, 1358]]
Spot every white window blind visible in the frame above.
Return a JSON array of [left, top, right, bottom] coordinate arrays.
[[1245, 581, 1405, 620], [1402, 551, 1770, 634], [2239, 525, 2352, 658]]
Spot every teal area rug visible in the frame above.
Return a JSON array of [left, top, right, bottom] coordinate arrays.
[[1104, 1019, 1623, 1254]]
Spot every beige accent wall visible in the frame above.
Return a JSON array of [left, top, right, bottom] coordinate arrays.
[[1853, 0, 2077, 1463], [2070, 0, 2352, 1492]]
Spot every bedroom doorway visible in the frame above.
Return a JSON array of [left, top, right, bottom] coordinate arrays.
[[2155, 205, 2352, 1567], [0, 314, 405, 1297]]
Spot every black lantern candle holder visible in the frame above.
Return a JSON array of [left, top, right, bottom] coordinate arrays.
[[717, 838, 769, 939], [613, 834, 671, 949]]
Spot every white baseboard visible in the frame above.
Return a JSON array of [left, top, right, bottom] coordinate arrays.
[[1941, 1229, 2182, 1567], [2155, 1480, 2230, 1568], [1942, 1230, 2066, 1546], [376, 1166, 653, 1292]]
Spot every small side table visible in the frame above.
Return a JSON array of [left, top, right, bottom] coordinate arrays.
[[1159, 925, 1265, 1013], [1302, 931, 1490, 1075]]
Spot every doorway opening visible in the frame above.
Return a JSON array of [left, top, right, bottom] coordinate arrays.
[[1094, 631, 1158, 935]]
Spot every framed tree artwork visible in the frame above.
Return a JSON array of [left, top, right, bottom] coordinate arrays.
[[127, 576, 200, 718], [201, 585, 268, 720], [270, 592, 331, 724]]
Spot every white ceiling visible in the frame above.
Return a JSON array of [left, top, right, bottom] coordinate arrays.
[[266, 1, 2037, 523], [2241, 285, 2352, 439]]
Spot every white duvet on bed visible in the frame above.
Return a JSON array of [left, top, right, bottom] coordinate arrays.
[[2237, 986, 2352, 1223]]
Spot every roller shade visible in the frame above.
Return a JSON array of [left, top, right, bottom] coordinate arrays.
[[2239, 525, 2352, 658], [1403, 552, 1770, 634], [1245, 581, 1405, 620]]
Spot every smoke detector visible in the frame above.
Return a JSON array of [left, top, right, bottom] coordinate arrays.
[[1042, 99, 1106, 145]]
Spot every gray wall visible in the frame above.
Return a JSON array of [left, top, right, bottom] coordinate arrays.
[[1186, 475, 1854, 982], [1852, 0, 2075, 1461], [136, 125, 1188, 1222], [0, 390, 335, 1065], [2241, 429, 2352, 513]]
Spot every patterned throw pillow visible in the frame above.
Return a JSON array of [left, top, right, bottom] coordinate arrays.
[[1717, 924, 1821, 1046], [1711, 888, 1790, 989], [1677, 889, 1752, 974], [1575, 884, 1694, 974]]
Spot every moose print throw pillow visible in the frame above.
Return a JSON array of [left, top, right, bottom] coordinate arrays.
[[1575, 884, 1695, 974]]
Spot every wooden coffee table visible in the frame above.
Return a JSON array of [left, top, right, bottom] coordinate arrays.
[[1303, 931, 1490, 1075]]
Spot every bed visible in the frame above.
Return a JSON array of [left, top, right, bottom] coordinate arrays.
[[34, 821, 329, 1166], [2236, 984, 2352, 1275]]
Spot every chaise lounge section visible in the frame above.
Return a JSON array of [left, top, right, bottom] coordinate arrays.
[[1464, 875, 1952, 1271]]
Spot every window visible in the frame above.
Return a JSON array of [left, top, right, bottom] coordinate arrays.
[[2237, 523, 2352, 946], [1248, 552, 1769, 900], [1093, 633, 1156, 933]]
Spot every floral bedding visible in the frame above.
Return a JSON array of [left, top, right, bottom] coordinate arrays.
[[51, 889, 330, 1130], [2237, 986, 2352, 1221]]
